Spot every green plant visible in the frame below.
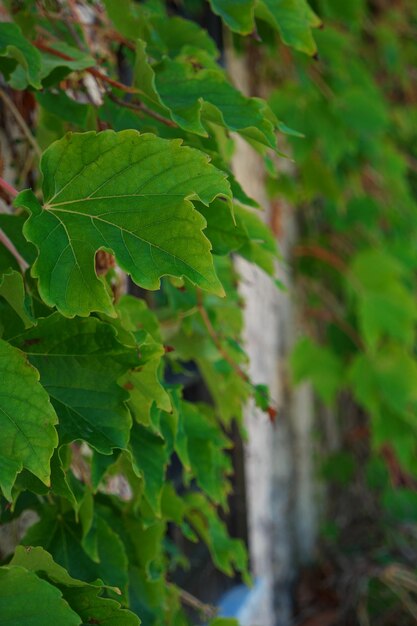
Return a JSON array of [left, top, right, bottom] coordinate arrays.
[[270, 0, 417, 621], [0, 1, 319, 624]]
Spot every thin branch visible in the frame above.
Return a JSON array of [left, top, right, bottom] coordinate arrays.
[[178, 588, 217, 619], [0, 229, 29, 272], [65, 0, 94, 53], [0, 88, 42, 158], [107, 92, 177, 128], [0, 178, 28, 271], [196, 289, 279, 416], [33, 41, 139, 94], [0, 176, 18, 199], [293, 243, 347, 273], [196, 288, 249, 383]]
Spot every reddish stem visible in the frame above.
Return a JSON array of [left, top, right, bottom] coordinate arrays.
[[34, 41, 139, 94], [293, 244, 347, 273], [0, 177, 18, 199]]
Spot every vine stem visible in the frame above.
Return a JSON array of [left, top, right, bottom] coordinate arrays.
[[0, 229, 28, 272], [34, 40, 139, 94], [34, 41, 176, 127], [196, 289, 280, 417], [0, 88, 42, 158], [107, 93, 177, 128], [0, 176, 18, 199], [178, 588, 217, 618], [293, 243, 347, 273], [196, 288, 249, 383], [0, 177, 28, 272]]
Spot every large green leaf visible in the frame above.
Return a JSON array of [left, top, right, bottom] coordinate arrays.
[[0, 338, 58, 499], [16, 130, 230, 317], [14, 314, 136, 453], [0, 566, 80, 626]]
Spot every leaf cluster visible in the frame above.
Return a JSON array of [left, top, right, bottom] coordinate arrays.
[[0, 0, 319, 623]]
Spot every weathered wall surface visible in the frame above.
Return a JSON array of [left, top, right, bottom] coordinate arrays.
[[229, 52, 318, 626]]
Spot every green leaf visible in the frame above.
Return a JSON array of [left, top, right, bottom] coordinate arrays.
[[103, 0, 147, 39], [0, 269, 34, 329], [23, 507, 129, 592], [207, 0, 255, 35], [129, 423, 168, 514], [147, 16, 219, 59], [207, 0, 320, 54], [11, 546, 140, 625], [16, 130, 230, 317], [234, 205, 279, 275], [0, 338, 58, 499], [38, 42, 94, 85], [63, 586, 141, 626], [0, 213, 37, 268], [152, 58, 278, 148], [197, 199, 248, 256], [291, 337, 344, 404], [0, 566, 80, 626], [0, 22, 41, 88], [256, 0, 320, 55], [124, 348, 171, 426], [185, 492, 249, 583], [180, 401, 231, 504], [10, 545, 91, 587], [36, 91, 93, 129], [14, 314, 136, 453]]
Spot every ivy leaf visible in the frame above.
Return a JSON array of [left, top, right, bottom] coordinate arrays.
[[256, 0, 320, 55], [10, 545, 140, 624], [23, 507, 129, 592], [0, 566, 80, 626], [146, 16, 219, 59], [180, 401, 231, 505], [16, 130, 229, 317], [136, 49, 278, 148], [291, 337, 344, 404], [207, 0, 255, 34], [0, 213, 37, 268], [207, 0, 320, 54], [14, 314, 136, 454], [0, 22, 41, 88], [129, 423, 169, 514], [0, 269, 35, 330], [197, 199, 249, 255], [0, 338, 58, 499], [63, 586, 141, 626], [38, 42, 95, 86], [11, 545, 90, 586], [36, 91, 93, 129], [234, 205, 279, 276], [185, 492, 249, 583]]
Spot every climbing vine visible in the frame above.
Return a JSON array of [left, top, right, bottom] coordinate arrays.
[[270, 0, 417, 621], [0, 1, 319, 624]]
